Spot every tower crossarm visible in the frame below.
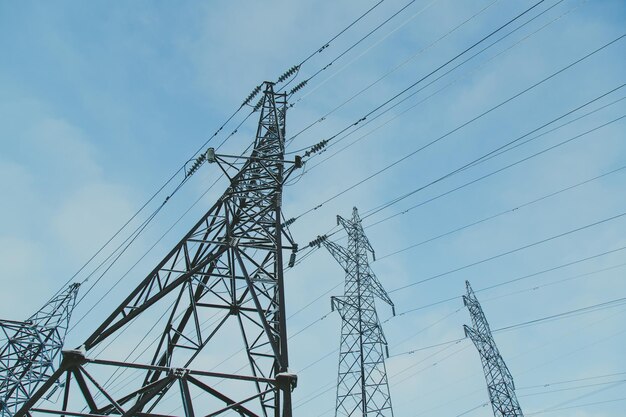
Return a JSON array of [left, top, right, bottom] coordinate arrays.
[[365, 269, 395, 314], [321, 239, 352, 271]]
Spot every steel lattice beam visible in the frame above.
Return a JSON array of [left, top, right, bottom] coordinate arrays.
[[0, 283, 80, 417], [14, 82, 299, 417], [319, 207, 395, 417], [463, 281, 524, 417]]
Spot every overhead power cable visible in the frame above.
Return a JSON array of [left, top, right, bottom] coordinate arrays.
[[518, 371, 626, 390], [391, 294, 626, 358], [526, 380, 626, 415], [292, 89, 625, 272], [293, 297, 626, 415], [275, 0, 386, 90], [292, 171, 626, 330], [375, 118, 626, 259], [296, 0, 385, 68], [389, 209, 626, 293], [396, 246, 626, 317], [382, 160, 621, 252], [295, 296, 626, 414], [292, 0, 554, 157], [289, 0, 572, 149], [288, 0, 425, 100], [526, 396, 626, 415], [363, 91, 626, 223], [403, 305, 626, 416], [294, 0, 448, 104], [304, 0, 586, 173], [287, 0, 481, 141], [289, 34, 625, 222], [295, 256, 626, 357], [519, 378, 626, 397]]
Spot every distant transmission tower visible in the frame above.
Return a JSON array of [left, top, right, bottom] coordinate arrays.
[[15, 81, 300, 417], [463, 280, 524, 417], [0, 283, 80, 417], [317, 207, 395, 417]]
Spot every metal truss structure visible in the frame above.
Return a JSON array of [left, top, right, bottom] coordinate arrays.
[[15, 82, 299, 417], [463, 281, 524, 417], [319, 207, 395, 417], [1, 283, 80, 417]]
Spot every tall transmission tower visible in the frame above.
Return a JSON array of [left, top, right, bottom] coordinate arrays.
[[317, 207, 395, 417], [463, 280, 524, 417], [0, 283, 80, 417], [15, 81, 300, 417]]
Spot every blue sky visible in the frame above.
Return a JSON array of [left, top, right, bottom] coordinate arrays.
[[1, 0, 626, 416]]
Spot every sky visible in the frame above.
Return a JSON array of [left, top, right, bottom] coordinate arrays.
[[1, 0, 626, 416]]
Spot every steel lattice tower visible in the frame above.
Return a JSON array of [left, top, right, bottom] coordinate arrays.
[[319, 207, 395, 417], [15, 82, 299, 417], [463, 280, 524, 417], [0, 283, 80, 417]]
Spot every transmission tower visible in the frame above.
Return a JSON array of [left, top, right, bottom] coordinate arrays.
[[463, 280, 524, 417], [15, 81, 300, 417], [317, 207, 395, 417], [0, 283, 80, 417]]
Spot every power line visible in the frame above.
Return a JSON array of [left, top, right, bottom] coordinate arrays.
[[518, 371, 626, 390], [519, 378, 626, 397], [290, 34, 625, 222], [292, 297, 626, 415], [364, 92, 626, 226], [306, 0, 587, 175], [289, 38, 621, 277], [526, 380, 626, 415], [394, 257, 626, 325], [378, 159, 626, 260], [295, 0, 385, 68], [286, 0, 499, 145], [290, 0, 552, 154], [526, 396, 626, 415], [287, 110, 626, 321], [289, 0, 425, 103], [391, 294, 626, 358], [389, 208, 626, 293], [290, 222, 626, 339], [405, 306, 626, 416]]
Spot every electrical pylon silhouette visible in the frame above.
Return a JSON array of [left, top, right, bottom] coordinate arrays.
[[14, 81, 300, 417], [463, 280, 524, 417], [0, 283, 80, 417], [319, 207, 395, 417]]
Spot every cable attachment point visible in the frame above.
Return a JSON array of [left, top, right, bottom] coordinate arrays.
[[186, 148, 217, 177], [282, 217, 296, 228], [206, 147, 216, 163], [287, 244, 298, 268], [289, 80, 308, 95], [253, 96, 264, 113], [186, 153, 207, 177], [277, 65, 300, 83], [308, 235, 328, 248], [242, 84, 262, 107], [304, 139, 329, 157]]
